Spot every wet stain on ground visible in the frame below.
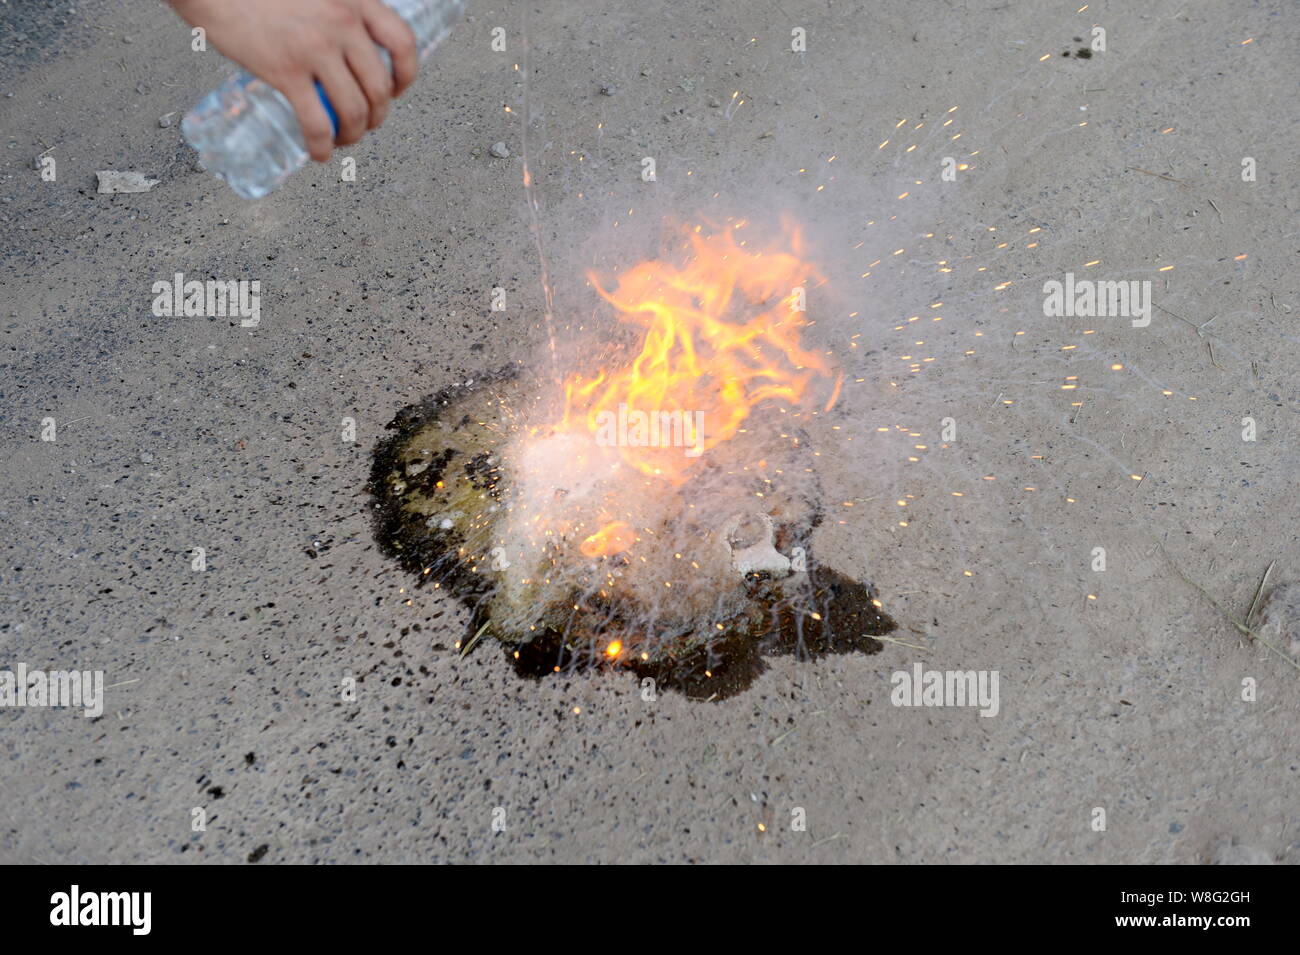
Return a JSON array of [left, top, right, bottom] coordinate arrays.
[[508, 566, 894, 700], [369, 371, 897, 700]]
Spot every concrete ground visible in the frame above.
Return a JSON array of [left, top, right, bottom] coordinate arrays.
[[1, 0, 1296, 863]]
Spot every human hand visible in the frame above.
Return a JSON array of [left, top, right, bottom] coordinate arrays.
[[169, 0, 418, 161]]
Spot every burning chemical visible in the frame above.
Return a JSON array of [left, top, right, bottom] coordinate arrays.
[[559, 223, 839, 482], [369, 222, 895, 698]]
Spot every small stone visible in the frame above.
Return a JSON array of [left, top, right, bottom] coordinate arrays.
[[724, 513, 791, 579], [95, 170, 159, 194], [488, 141, 510, 158], [158, 112, 177, 128], [708, 97, 722, 108]]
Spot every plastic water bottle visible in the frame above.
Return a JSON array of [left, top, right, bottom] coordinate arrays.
[[182, 0, 465, 199]]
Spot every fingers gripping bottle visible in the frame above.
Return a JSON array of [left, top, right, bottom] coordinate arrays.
[[182, 0, 465, 199]]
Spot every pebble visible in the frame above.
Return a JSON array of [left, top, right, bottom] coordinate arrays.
[[488, 142, 510, 158], [159, 112, 177, 128], [95, 170, 160, 194]]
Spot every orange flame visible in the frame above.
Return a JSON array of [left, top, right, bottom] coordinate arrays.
[[579, 520, 637, 558], [560, 221, 839, 483]]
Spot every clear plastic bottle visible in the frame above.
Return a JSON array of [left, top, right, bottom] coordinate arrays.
[[182, 0, 465, 199]]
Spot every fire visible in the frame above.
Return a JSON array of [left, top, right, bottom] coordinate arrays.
[[559, 221, 841, 484], [579, 520, 636, 558]]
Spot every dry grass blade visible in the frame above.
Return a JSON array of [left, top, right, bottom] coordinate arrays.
[[460, 620, 492, 658], [874, 633, 929, 652], [1245, 560, 1275, 630], [1161, 548, 1298, 674]]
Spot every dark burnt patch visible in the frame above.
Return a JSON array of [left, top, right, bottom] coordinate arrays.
[[507, 566, 894, 700], [370, 369, 899, 700]]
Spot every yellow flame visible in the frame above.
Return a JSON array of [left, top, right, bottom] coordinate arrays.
[[580, 521, 636, 558], [559, 221, 839, 484]]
